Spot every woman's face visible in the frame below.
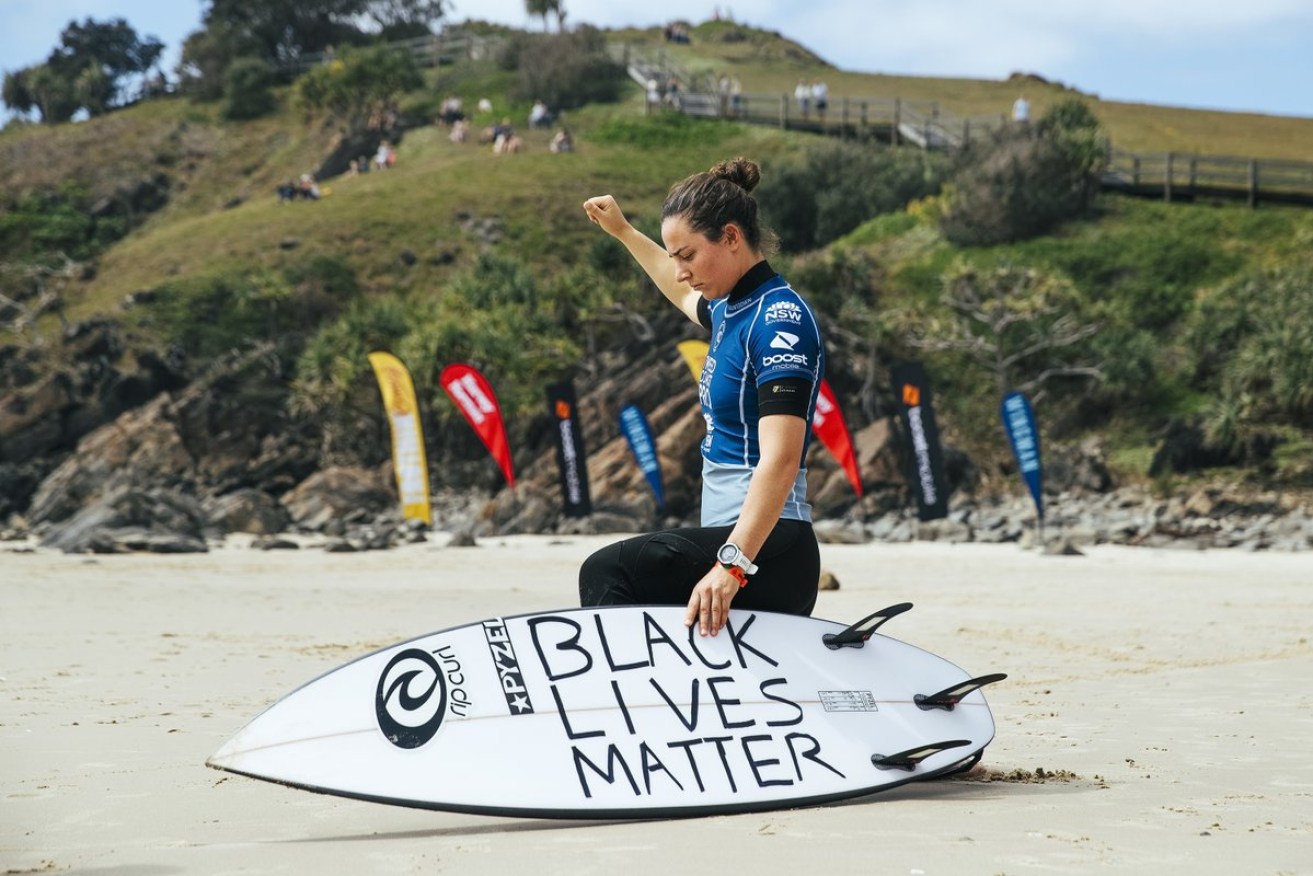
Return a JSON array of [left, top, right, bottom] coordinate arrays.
[[661, 215, 741, 300]]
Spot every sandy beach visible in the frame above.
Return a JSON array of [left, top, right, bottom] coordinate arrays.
[[2, 535, 1310, 875]]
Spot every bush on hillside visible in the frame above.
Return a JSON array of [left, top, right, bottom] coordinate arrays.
[[499, 26, 626, 110], [0, 182, 128, 263], [297, 45, 422, 134], [940, 98, 1106, 246], [757, 141, 946, 252], [222, 57, 277, 120], [1191, 263, 1313, 450], [147, 258, 357, 361]]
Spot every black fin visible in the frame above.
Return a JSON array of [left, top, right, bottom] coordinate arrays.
[[914, 673, 1008, 711], [871, 739, 973, 772], [822, 603, 914, 650]]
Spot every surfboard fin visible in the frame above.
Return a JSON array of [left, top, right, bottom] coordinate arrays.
[[914, 673, 1008, 711], [871, 739, 973, 772], [823, 603, 914, 649]]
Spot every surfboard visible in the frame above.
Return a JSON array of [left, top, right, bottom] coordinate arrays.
[[207, 604, 1005, 818]]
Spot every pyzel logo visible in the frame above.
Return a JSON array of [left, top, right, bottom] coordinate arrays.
[[769, 331, 800, 351], [376, 648, 448, 749], [764, 301, 803, 325]]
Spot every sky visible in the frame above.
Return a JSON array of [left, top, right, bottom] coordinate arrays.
[[1, 0, 1310, 119]]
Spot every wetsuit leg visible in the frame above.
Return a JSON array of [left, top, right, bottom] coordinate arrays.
[[578, 520, 819, 616]]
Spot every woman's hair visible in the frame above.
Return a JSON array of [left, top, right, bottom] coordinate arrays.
[[662, 157, 778, 254]]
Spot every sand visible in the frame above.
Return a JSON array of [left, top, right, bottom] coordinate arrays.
[[2, 535, 1310, 875]]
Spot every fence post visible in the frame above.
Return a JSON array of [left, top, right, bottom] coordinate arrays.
[[1248, 160, 1259, 208], [780, 94, 788, 130], [1132, 156, 1141, 187], [841, 97, 849, 137], [891, 99, 898, 146], [1165, 152, 1174, 202]]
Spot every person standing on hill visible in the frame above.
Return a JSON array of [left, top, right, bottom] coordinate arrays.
[[579, 158, 826, 637]]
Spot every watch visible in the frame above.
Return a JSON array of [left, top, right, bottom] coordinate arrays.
[[716, 542, 759, 576]]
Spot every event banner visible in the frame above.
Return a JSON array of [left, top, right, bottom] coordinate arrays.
[[367, 352, 433, 525], [676, 339, 709, 382], [890, 361, 948, 521], [440, 363, 515, 488], [1001, 391, 1044, 521], [619, 403, 666, 512], [813, 379, 863, 498], [545, 381, 592, 518]]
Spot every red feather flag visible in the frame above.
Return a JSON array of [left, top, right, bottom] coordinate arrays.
[[813, 379, 863, 498], [440, 364, 515, 488]]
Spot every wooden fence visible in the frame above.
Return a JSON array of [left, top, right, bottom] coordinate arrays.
[[1103, 149, 1313, 207], [292, 30, 501, 72], [615, 43, 1313, 208]]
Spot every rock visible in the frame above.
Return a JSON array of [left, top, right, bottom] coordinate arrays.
[[252, 535, 299, 550], [39, 487, 207, 554], [813, 519, 867, 544], [204, 488, 290, 535], [818, 569, 840, 591], [282, 466, 394, 531]]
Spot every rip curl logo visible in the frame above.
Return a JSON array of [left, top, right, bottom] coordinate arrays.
[[376, 648, 448, 749], [764, 301, 803, 325]]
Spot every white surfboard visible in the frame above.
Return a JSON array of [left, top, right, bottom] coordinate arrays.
[[208, 604, 1004, 818]]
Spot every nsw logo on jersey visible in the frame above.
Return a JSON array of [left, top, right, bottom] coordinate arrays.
[[764, 300, 804, 325]]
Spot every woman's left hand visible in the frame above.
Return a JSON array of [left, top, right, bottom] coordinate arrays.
[[684, 565, 742, 637]]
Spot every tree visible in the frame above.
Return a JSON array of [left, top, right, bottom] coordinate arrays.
[[1, 18, 163, 121], [297, 45, 421, 135], [366, 0, 449, 38], [525, 0, 566, 31], [200, 0, 369, 66], [906, 262, 1102, 399]]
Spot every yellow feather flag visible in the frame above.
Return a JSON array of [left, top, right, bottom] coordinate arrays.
[[676, 339, 710, 383], [367, 352, 432, 525]]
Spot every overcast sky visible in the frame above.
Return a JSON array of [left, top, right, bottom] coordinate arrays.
[[2, 0, 1309, 118]]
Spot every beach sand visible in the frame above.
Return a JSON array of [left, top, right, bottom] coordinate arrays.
[[3, 536, 1310, 875]]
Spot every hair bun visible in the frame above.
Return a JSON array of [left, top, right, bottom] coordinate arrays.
[[709, 157, 761, 193]]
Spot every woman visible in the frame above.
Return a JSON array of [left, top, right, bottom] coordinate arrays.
[[580, 157, 825, 638]]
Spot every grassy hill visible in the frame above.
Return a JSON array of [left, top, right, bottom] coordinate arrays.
[[3, 20, 1312, 501]]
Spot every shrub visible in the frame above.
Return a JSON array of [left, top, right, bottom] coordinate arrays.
[[757, 141, 946, 252], [222, 57, 277, 120], [501, 26, 626, 110], [940, 98, 1107, 246]]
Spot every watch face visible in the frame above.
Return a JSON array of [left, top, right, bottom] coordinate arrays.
[[717, 544, 738, 564]]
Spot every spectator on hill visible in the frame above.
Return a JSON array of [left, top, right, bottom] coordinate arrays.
[[300, 174, 321, 200], [492, 119, 521, 154], [811, 79, 829, 119], [439, 95, 465, 125], [666, 76, 683, 110], [1012, 96, 1030, 124], [478, 97, 493, 114], [450, 118, 470, 143], [529, 99, 553, 129], [550, 126, 574, 153], [730, 75, 743, 115], [646, 78, 662, 107], [794, 80, 810, 118], [375, 140, 395, 170]]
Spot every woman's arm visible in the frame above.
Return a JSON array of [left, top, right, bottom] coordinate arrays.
[[684, 413, 809, 636], [582, 195, 703, 324]]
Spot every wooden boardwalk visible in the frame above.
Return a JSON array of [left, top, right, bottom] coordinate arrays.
[[619, 46, 1313, 209]]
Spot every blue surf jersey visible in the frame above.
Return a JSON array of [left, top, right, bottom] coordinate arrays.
[[696, 261, 823, 526]]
